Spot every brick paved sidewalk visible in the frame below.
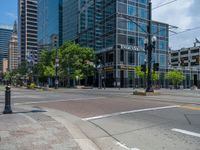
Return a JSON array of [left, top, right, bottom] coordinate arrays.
[[0, 106, 81, 150]]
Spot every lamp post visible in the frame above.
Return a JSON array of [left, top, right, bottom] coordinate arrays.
[[144, 0, 157, 92], [55, 48, 59, 89], [144, 35, 157, 92], [144, 58, 147, 89], [97, 59, 102, 89]]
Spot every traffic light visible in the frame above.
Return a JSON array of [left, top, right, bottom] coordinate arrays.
[[141, 64, 146, 72], [153, 63, 159, 71], [195, 56, 200, 65]]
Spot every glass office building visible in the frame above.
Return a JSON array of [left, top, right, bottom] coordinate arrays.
[[38, 0, 63, 51], [0, 27, 13, 73], [63, 0, 169, 87]]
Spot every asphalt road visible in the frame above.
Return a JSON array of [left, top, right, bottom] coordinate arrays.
[[0, 87, 200, 150]]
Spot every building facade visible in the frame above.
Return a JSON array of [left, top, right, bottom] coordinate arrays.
[[63, 0, 169, 87], [38, 0, 63, 51], [169, 44, 200, 88], [18, 0, 38, 63], [8, 21, 19, 71], [2, 58, 8, 73], [0, 27, 12, 73]]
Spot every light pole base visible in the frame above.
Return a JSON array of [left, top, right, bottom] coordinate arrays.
[[3, 106, 12, 114]]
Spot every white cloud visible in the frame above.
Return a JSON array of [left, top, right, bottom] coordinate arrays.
[[0, 24, 13, 29], [5, 12, 17, 19], [152, 0, 200, 50]]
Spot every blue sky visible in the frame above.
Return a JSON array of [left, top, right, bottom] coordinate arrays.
[[0, 0, 17, 26]]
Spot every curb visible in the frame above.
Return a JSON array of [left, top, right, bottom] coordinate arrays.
[[17, 105, 128, 150]]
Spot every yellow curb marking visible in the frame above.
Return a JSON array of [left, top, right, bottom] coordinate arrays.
[[178, 106, 200, 111]]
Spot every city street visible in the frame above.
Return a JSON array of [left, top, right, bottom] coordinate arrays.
[[0, 87, 200, 150]]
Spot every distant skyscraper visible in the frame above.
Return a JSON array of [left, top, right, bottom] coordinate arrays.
[[63, 0, 78, 43], [9, 21, 19, 71], [0, 27, 12, 73], [2, 58, 8, 73], [38, 0, 63, 51], [18, 0, 38, 63]]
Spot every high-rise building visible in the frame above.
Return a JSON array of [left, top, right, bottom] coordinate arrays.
[[63, 0, 169, 87], [0, 26, 12, 73], [38, 0, 63, 51], [18, 0, 38, 63], [8, 21, 19, 71]]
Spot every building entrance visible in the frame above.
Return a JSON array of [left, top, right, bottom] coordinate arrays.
[[194, 74, 198, 86]]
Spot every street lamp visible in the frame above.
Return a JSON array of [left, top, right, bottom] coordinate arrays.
[[145, 34, 157, 92], [144, 58, 147, 88], [97, 59, 103, 89], [55, 48, 59, 89]]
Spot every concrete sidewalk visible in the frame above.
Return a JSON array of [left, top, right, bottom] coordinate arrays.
[[0, 106, 82, 150], [0, 104, 125, 150]]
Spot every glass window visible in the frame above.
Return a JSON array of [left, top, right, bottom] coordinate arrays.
[[118, 34, 127, 44], [138, 0, 147, 4], [118, 19, 127, 29], [138, 7, 147, 19], [105, 35, 114, 48], [160, 55, 166, 67], [128, 36, 135, 45], [152, 53, 157, 63], [138, 23, 147, 33], [138, 37, 145, 48], [128, 51, 134, 64], [118, 3, 127, 14], [139, 52, 145, 65], [128, 21, 136, 31], [128, 5, 136, 16], [159, 40, 167, 50], [120, 50, 124, 62], [151, 25, 157, 34], [159, 27, 167, 37]]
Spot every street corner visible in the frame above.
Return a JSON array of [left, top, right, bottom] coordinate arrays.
[[0, 106, 81, 150]]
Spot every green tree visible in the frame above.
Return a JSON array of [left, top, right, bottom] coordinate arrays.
[[135, 66, 159, 81], [165, 70, 185, 89], [36, 49, 55, 84], [152, 71, 159, 82], [16, 62, 28, 76], [134, 66, 144, 78], [3, 71, 11, 81], [59, 42, 95, 85]]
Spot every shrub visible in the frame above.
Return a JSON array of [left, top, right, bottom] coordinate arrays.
[[28, 83, 36, 89]]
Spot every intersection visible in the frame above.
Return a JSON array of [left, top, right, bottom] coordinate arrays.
[[0, 87, 200, 150]]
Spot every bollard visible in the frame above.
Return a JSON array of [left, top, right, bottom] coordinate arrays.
[[3, 86, 12, 114]]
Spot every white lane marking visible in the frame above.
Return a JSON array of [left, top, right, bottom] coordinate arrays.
[[172, 128, 200, 138], [116, 142, 140, 150], [82, 105, 179, 121], [14, 97, 105, 105]]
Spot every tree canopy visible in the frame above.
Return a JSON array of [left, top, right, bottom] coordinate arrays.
[[165, 70, 185, 88], [134, 66, 159, 82]]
